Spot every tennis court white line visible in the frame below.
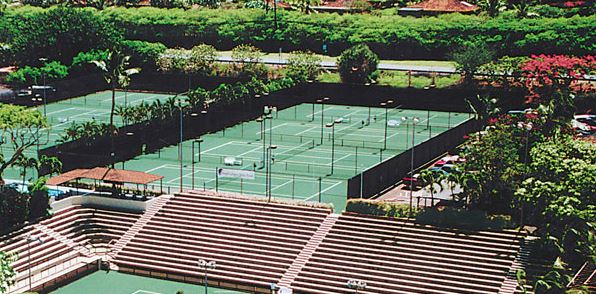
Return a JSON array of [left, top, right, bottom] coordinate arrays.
[[381, 114, 439, 142], [144, 164, 169, 173], [256, 122, 289, 135], [270, 178, 294, 192], [295, 125, 319, 136], [52, 110, 101, 128], [304, 181, 343, 201], [45, 107, 78, 116], [132, 290, 162, 294], [200, 141, 236, 154]]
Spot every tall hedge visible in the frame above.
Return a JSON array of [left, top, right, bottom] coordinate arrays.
[[0, 6, 121, 66], [1, 7, 594, 62], [99, 7, 595, 59]]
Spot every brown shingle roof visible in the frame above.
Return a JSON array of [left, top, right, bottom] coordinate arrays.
[[408, 0, 478, 12], [47, 168, 163, 186]]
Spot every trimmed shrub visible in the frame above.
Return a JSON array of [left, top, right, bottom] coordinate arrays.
[[346, 199, 412, 218], [121, 40, 167, 70], [338, 44, 379, 84]]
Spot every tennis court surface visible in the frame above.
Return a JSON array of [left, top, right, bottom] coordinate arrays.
[[51, 270, 245, 294], [1, 90, 176, 181], [121, 103, 472, 211]]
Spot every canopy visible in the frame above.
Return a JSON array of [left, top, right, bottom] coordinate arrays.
[[47, 167, 163, 186]]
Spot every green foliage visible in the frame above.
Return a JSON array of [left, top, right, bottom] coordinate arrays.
[[0, 104, 48, 184], [5, 66, 41, 87], [0, 251, 17, 293], [57, 120, 112, 144], [195, 0, 220, 8], [450, 42, 495, 82], [478, 0, 505, 17], [71, 49, 110, 73], [285, 50, 321, 83], [515, 137, 595, 268], [338, 44, 379, 84], [416, 207, 514, 230], [88, 7, 596, 59], [243, 0, 266, 8], [21, 0, 62, 7], [2, 6, 122, 65], [231, 44, 267, 79], [121, 40, 167, 70], [346, 199, 413, 218], [149, 0, 190, 8], [0, 187, 29, 230], [91, 50, 141, 127], [477, 56, 528, 88]]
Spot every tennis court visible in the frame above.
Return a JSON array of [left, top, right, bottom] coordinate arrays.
[[120, 103, 472, 211], [40, 90, 176, 146], [51, 270, 245, 294], [1, 90, 176, 181]]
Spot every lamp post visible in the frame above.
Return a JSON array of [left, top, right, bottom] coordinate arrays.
[[39, 57, 47, 117], [191, 138, 203, 190], [381, 100, 394, 150], [197, 259, 216, 294], [266, 145, 277, 202], [178, 101, 185, 192], [25, 235, 44, 291], [326, 118, 342, 175], [319, 97, 330, 145], [347, 279, 367, 294], [402, 116, 419, 216]]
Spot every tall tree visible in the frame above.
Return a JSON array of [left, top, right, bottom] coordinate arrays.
[[91, 50, 141, 128], [0, 104, 49, 185]]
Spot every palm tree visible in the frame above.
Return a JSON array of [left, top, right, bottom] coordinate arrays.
[[91, 50, 141, 128], [420, 169, 442, 207]]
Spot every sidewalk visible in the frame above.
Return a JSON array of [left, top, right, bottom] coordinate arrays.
[[377, 180, 462, 208], [216, 52, 458, 73]]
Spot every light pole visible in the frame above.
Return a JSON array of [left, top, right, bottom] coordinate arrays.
[[25, 235, 44, 291], [39, 57, 47, 117], [191, 138, 203, 190], [381, 100, 394, 150], [402, 116, 419, 216], [178, 101, 184, 192], [319, 97, 330, 145], [197, 259, 216, 294], [266, 145, 277, 202], [347, 279, 367, 294], [326, 118, 342, 175]]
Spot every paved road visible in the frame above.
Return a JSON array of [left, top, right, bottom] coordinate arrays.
[[217, 56, 458, 73]]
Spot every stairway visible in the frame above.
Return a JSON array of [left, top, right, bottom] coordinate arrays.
[[32, 223, 93, 258], [499, 235, 538, 294], [108, 195, 172, 259], [277, 213, 340, 289]]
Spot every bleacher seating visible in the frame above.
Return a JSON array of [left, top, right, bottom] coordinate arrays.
[[289, 212, 527, 294], [114, 192, 332, 290], [0, 205, 141, 293]]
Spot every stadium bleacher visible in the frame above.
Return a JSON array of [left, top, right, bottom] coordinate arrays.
[[1, 192, 542, 294]]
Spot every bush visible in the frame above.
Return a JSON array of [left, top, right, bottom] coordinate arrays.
[[121, 40, 167, 70], [416, 207, 515, 230], [285, 50, 321, 83], [338, 44, 379, 84], [71, 49, 110, 74], [2, 6, 122, 65], [6, 61, 68, 87], [450, 42, 495, 82], [346, 199, 413, 218], [93, 7, 594, 59]]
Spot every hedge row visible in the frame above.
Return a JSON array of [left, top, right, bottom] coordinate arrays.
[[101, 7, 595, 59], [1, 6, 594, 64]]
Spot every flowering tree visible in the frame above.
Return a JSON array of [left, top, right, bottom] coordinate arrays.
[[521, 55, 595, 127]]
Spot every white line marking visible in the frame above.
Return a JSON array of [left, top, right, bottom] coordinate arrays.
[[304, 181, 343, 201]]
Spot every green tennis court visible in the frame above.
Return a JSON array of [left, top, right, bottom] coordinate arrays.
[[41, 90, 176, 146], [120, 103, 472, 211], [1, 90, 176, 181], [51, 270, 245, 294]]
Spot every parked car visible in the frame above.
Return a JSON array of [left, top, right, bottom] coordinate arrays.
[[433, 155, 465, 166], [573, 114, 596, 133], [401, 173, 425, 190]]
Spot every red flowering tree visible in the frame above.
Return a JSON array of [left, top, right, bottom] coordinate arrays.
[[521, 55, 595, 125]]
